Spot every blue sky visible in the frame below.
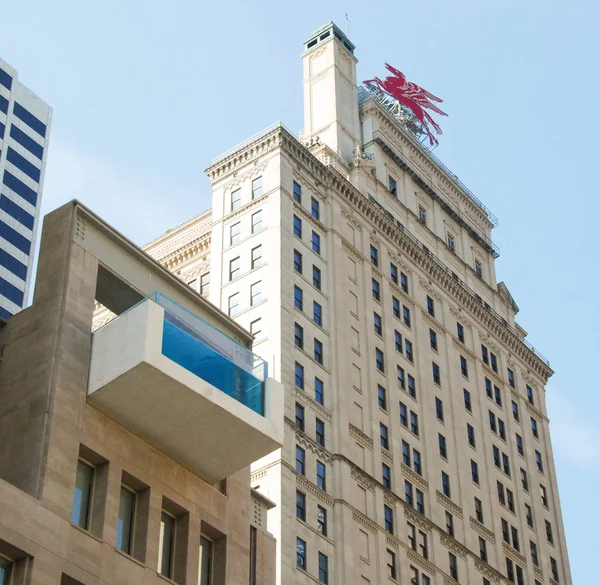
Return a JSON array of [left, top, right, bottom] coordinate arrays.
[[1, 0, 597, 580]]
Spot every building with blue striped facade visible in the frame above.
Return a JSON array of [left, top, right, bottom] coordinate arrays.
[[0, 57, 52, 319]]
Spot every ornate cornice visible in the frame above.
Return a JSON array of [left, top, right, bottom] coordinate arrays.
[[469, 517, 496, 542], [421, 310, 444, 334], [401, 463, 429, 491], [351, 468, 375, 492], [295, 387, 332, 421], [407, 549, 438, 576], [404, 507, 433, 534], [296, 474, 334, 507], [349, 423, 373, 449], [436, 491, 463, 518], [382, 447, 393, 464], [440, 534, 468, 559], [502, 541, 527, 566], [351, 509, 378, 534], [286, 419, 332, 464], [474, 560, 501, 583], [341, 238, 364, 263], [453, 338, 477, 362]]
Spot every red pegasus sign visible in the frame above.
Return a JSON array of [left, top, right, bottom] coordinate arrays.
[[364, 63, 447, 146]]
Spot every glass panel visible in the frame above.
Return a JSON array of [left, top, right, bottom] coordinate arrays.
[[0, 557, 12, 585], [159, 512, 176, 578], [71, 460, 94, 528], [199, 537, 213, 585], [117, 486, 136, 554]]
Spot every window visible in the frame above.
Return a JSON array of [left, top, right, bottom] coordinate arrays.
[[475, 497, 483, 523], [296, 446, 305, 474], [479, 537, 488, 561], [311, 197, 320, 220], [464, 389, 472, 411], [551, 557, 559, 582], [405, 480, 414, 506], [475, 259, 482, 277], [293, 215, 302, 237], [435, 397, 444, 421], [511, 525, 520, 551], [398, 367, 406, 390], [229, 256, 241, 281], [313, 302, 322, 326], [426, 296, 435, 317], [516, 434, 524, 456], [531, 417, 539, 439], [541, 484, 549, 508], [503, 453, 511, 476], [294, 286, 303, 310], [438, 434, 447, 459], [384, 505, 394, 534], [316, 461, 326, 490], [449, 552, 458, 580], [507, 488, 515, 512], [530, 541, 539, 566], [231, 189, 241, 211], [506, 557, 514, 583], [295, 403, 305, 431], [390, 262, 398, 284], [159, 511, 176, 578], [418, 206, 427, 223], [457, 322, 464, 342], [446, 511, 454, 536], [490, 352, 498, 373], [0, 557, 12, 585], [407, 375, 416, 398], [403, 305, 411, 327], [527, 385, 535, 405], [535, 450, 544, 473], [251, 245, 262, 268], [498, 418, 506, 440], [460, 356, 469, 378], [410, 411, 419, 436], [408, 522, 417, 549], [252, 176, 263, 199], [374, 312, 383, 335], [317, 506, 327, 536], [296, 537, 306, 569], [296, 491, 306, 520], [521, 468, 529, 491], [375, 348, 385, 372], [372, 278, 381, 301], [230, 222, 241, 245], [400, 271, 409, 294], [502, 518, 510, 543], [251, 210, 263, 233], [471, 460, 479, 484], [294, 249, 303, 273], [117, 485, 136, 554], [493, 445, 501, 468], [293, 181, 302, 203], [413, 449, 422, 475], [497, 480, 506, 505], [378, 385, 387, 410], [380, 423, 389, 450], [467, 424, 476, 448], [392, 297, 400, 317], [508, 368, 515, 388], [295, 362, 304, 389], [481, 344, 489, 364], [312, 231, 321, 254], [314, 339, 324, 364], [525, 503, 533, 527], [489, 411, 497, 433], [387, 549, 397, 580], [313, 266, 322, 290], [545, 520, 554, 544], [400, 402, 408, 426], [416, 489, 425, 514], [402, 440, 411, 465], [200, 273, 210, 295], [250, 318, 262, 338], [447, 233, 455, 251], [370, 244, 379, 266], [71, 460, 94, 529], [382, 463, 391, 488], [494, 385, 502, 406], [430, 328, 438, 351], [315, 377, 324, 405], [485, 378, 493, 399], [405, 340, 413, 362], [442, 472, 451, 498], [294, 323, 304, 349], [388, 175, 397, 195], [317, 552, 329, 585], [432, 362, 441, 385]]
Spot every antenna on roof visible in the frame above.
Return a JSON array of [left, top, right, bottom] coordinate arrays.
[[345, 13, 351, 38]]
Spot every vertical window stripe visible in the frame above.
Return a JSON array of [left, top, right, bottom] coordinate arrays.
[[3, 170, 38, 206], [0, 195, 35, 230], [0, 274, 24, 306], [0, 248, 27, 280], [10, 125, 44, 159], [7, 147, 41, 183], [0, 219, 31, 255]]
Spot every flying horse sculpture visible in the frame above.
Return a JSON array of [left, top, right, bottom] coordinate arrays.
[[364, 63, 448, 146]]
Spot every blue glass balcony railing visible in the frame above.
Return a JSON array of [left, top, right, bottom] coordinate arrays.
[[150, 292, 267, 416]]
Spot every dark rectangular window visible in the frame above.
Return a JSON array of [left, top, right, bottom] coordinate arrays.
[[475, 497, 483, 523], [10, 124, 44, 159], [471, 460, 479, 484], [405, 339, 413, 362], [397, 366, 405, 390], [400, 402, 408, 426], [407, 374, 416, 398], [316, 461, 326, 490], [481, 344, 489, 364], [71, 460, 94, 529], [479, 537, 488, 562], [410, 411, 419, 436], [432, 362, 441, 385], [435, 397, 444, 421], [0, 195, 34, 230], [384, 504, 394, 534], [373, 278, 381, 301], [546, 519, 554, 544], [490, 352, 498, 372], [506, 557, 514, 583], [317, 506, 327, 536], [382, 463, 391, 488], [457, 322, 464, 342], [0, 94, 8, 114], [315, 377, 324, 405], [293, 215, 302, 237], [493, 445, 501, 468], [390, 262, 398, 284], [430, 328, 437, 351], [374, 312, 383, 335], [460, 356, 468, 378], [467, 423, 476, 447], [521, 468, 529, 491], [313, 266, 322, 289], [313, 302, 322, 326], [7, 147, 41, 182], [0, 274, 24, 306], [297, 537, 306, 569], [516, 433, 524, 456], [380, 423, 389, 449], [296, 490, 306, 520], [294, 249, 303, 273], [13, 102, 47, 137], [503, 453, 511, 476], [464, 389, 472, 411], [370, 244, 378, 266], [449, 552, 458, 580], [400, 271, 409, 293], [531, 417, 539, 439], [0, 248, 27, 280], [392, 296, 400, 317], [312, 231, 321, 254], [416, 489, 424, 514], [508, 367, 515, 388], [438, 433, 447, 458], [311, 197, 320, 219], [497, 480, 506, 505], [527, 385, 535, 405], [551, 557, 559, 582], [375, 348, 385, 372], [511, 525, 520, 551], [296, 446, 305, 474], [403, 305, 411, 327], [530, 541, 539, 567], [159, 511, 176, 579], [3, 170, 38, 206], [535, 450, 544, 473], [316, 418, 325, 446], [387, 549, 397, 579], [378, 385, 387, 410], [426, 295, 435, 316], [294, 323, 304, 349], [295, 362, 304, 389], [293, 181, 302, 203], [314, 339, 323, 364], [294, 286, 303, 310], [0, 68, 12, 90], [446, 511, 454, 536], [402, 440, 411, 466], [485, 377, 493, 399], [413, 449, 422, 475], [295, 402, 305, 430], [388, 175, 397, 195], [512, 400, 520, 422], [442, 472, 451, 498]]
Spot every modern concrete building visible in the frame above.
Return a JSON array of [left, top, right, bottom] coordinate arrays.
[[0, 200, 283, 584], [147, 21, 573, 585], [0, 57, 52, 319]]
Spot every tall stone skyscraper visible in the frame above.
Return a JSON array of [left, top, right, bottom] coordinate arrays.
[[148, 21, 572, 585]]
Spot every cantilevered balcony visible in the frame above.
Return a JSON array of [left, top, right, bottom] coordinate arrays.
[[88, 292, 283, 483]]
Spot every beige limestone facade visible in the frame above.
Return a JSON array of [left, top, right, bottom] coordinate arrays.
[[145, 21, 572, 585], [0, 201, 282, 584]]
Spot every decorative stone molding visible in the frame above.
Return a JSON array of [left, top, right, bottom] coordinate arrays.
[[440, 534, 467, 559], [502, 541, 527, 566], [436, 491, 463, 518], [295, 387, 332, 421], [389, 281, 413, 307], [351, 468, 375, 492], [296, 474, 334, 507], [444, 577, 458, 585], [387, 251, 412, 275], [419, 279, 443, 302], [401, 463, 429, 491], [349, 424, 373, 449], [533, 566, 544, 580], [386, 535, 400, 550], [372, 266, 383, 279], [449, 305, 473, 330], [383, 493, 395, 507], [481, 363, 506, 388], [407, 550, 438, 575], [341, 238, 364, 263], [469, 517, 495, 542], [293, 200, 325, 231], [251, 470, 267, 482], [452, 339, 477, 362], [421, 310, 444, 334], [341, 207, 363, 231], [381, 448, 393, 465], [293, 428, 332, 464], [351, 510, 378, 534], [526, 402, 547, 421], [404, 508, 433, 534], [474, 560, 500, 583]]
